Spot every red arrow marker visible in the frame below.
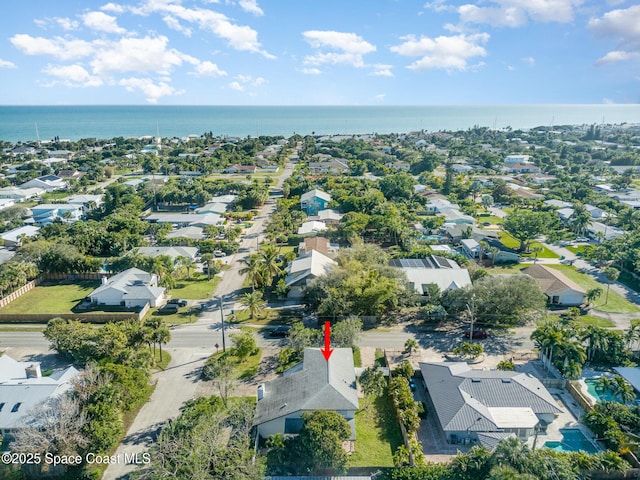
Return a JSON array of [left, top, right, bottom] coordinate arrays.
[[321, 321, 333, 362]]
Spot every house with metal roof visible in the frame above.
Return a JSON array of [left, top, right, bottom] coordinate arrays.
[[389, 256, 471, 294], [522, 264, 586, 306], [254, 348, 359, 440], [419, 362, 562, 447], [19, 175, 67, 191], [284, 250, 336, 298], [135, 246, 198, 262], [88, 267, 165, 308], [300, 189, 331, 215], [0, 355, 79, 439]]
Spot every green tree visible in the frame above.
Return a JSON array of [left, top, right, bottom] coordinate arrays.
[[331, 316, 362, 348], [240, 291, 267, 321], [359, 366, 386, 400], [201, 356, 235, 406], [297, 410, 351, 474], [230, 331, 258, 363], [503, 209, 552, 252], [404, 338, 419, 355], [585, 287, 603, 307], [239, 254, 266, 291]]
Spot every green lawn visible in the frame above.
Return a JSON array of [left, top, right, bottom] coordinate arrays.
[[168, 277, 221, 300], [228, 307, 301, 326], [565, 245, 586, 255], [0, 281, 99, 314], [349, 389, 403, 468], [207, 347, 263, 381], [475, 215, 504, 225], [498, 232, 559, 259], [546, 264, 640, 313], [146, 306, 200, 324], [574, 315, 615, 328], [41, 191, 72, 202]]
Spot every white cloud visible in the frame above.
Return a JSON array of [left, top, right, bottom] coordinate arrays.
[[101, 3, 125, 13], [229, 81, 244, 91], [119, 77, 184, 103], [424, 0, 455, 12], [90, 36, 184, 76], [132, 1, 273, 57], [43, 64, 103, 87], [507, 65, 516, 71], [0, 59, 16, 68], [229, 74, 266, 91], [239, 0, 264, 16], [370, 64, 394, 77], [522, 56, 535, 66], [595, 50, 640, 65], [302, 67, 322, 75], [303, 30, 376, 68], [56, 17, 80, 31], [375, 94, 386, 101], [390, 33, 489, 71], [191, 61, 227, 77], [82, 11, 126, 34], [458, 0, 582, 27], [589, 5, 640, 66], [10, 34, 94, 60], [162, 15, 193, 36]]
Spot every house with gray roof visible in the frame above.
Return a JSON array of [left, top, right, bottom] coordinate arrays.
[[88, 267, 165, 308], [0, 355, 79, 439], [419, 362, 562, 447], [254, 348, 359, 440], [284, 250, 336, 298], [135, 246, 198, 262], [389, 256, 471, 294]]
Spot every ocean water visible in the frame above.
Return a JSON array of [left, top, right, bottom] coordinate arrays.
[[0, 105, 638, 143]]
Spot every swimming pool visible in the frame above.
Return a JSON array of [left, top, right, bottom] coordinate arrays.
[[543, 429, 598, 454], [585, 378, 622, 403]]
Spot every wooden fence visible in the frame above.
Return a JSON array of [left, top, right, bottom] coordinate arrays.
[[0, 279, 38, 308]]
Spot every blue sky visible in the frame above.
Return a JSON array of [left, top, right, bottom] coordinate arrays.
[[0, 0, 638, 105]]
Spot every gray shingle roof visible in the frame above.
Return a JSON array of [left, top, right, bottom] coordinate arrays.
[[254, 348, 358, 426], [522, 264, 586, 295], [419, 362, 562, 434]]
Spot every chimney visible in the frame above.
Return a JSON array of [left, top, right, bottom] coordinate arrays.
[[257, 384, 265, 400], [101, 276, 108, 285], [25, 364, 41, 378]]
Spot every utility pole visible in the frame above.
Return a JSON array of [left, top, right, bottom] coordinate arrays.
[[466, 296, 475, 342], [215, 295, 226, 352]]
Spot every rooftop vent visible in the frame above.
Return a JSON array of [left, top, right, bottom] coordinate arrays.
[[471, 378, 481, 383]]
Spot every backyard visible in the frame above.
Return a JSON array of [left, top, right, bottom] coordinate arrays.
[[498, 232, 560, 259], [168, 276, 221, 300], [0, 281, 99, 314], [349, 390, 404, 468]]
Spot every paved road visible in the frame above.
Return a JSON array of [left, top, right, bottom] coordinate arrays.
[[104, 161, 295, 479]]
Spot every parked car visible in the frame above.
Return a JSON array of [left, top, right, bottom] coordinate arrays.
[[409, 378, 417, 392], [268, 326, 291, 338], [157, 304, 179, 315], [213, 250, 225, 257], [463, 329, 488, 339], [167, 299, 187, 307]]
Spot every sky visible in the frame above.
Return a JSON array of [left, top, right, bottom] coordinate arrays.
[[0, 0, 638, 105]]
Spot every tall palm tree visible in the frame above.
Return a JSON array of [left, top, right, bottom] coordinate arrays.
[[241, 291, 267, 321], [154, 323, 171, 363], [260, 244, 282, 286], [581, 325, 609, 362], [201, 253, 216, 280], [177, 255, 195, 280], [239, 254, 266, 291], [585, 287, 603, 308], [604, 266, 619, 305], [612, 375, 636, 404]]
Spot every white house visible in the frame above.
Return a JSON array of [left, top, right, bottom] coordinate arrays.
[[0, 187, 44, 202], [389, 256, 472, 294], [461, 238, 481, 259], [504, 154, 531, 164], [522, 264, 586, 306], [135, 246, 198, 262], [426, 198, 460, 214], [0, 355, 80, 439], [88, 268, 165, 308], [254, 348, 359, 440], [1, 225, 40, 247], [585, 221, 625, 241], [297, 220, 328, 236], [0, 199, 15, 211], [63, 194, 103, 214], [285, 250, 336, 298]]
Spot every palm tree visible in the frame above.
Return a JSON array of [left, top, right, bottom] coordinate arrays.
[[581, 325, 609, 362], [571, 202, 592, 236], [595, 375, 613, 395], [404, 338, 418, 355], [260, 243, 282, 287], [585, 287, 603, 308], [488, 246, 500, 266], [201, 253, 216, 280], [241, 291, 267, 321], [177, 255, 195, 280], [531, 321, 566, 371], [604, 266, 619, 305], [239, 254, 265, 291], [529, 245, 543, 264], [154, 323, 171, 363], [612, 375, 636, 404]]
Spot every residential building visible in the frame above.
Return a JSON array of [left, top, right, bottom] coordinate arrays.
[[419, 362, 562, 447], [300, 189, 331, 215], [308, 158, 350, 175], [298, 237, 339, 257], [254, 348, 359, 440], [297, 221, 328, 236], [88, 267, 165, 308], [165, 226, 206, 240], [316, 209, 343, 225], [389, 256, 472, 294], [442, 209, 475, 225], [224, 164, 257, 174], [1, 225, 40, 247], [210, 194, 237, 204], [585, 221, 625, 241], [461, 238, 481, 259], [0, 199, 15, 211], [31, 203, 83, 225], [504, 154, 531, 164], [135, 246, 198, 262], [196, 202, 228, 214], [426, 198, 460, 214], [0, 355, 80, 439], [522, 264, 586, 306], [63, 194, 103, 214], [0, 186, 44, 202], [544, 199, 573, 209], [145, 213, 223, 227], [284, 250, 336, 298], [19, 175, 67, 191]]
